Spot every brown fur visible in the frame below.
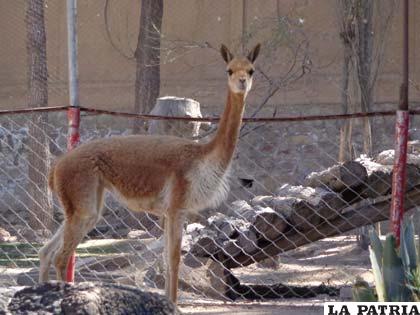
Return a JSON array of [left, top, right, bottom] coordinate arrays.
[[39, 44, 261, 304]]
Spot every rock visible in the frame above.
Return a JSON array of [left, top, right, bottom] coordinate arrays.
[[185, 223, 206, 238], [6, 282, 179, 314], [127, 229, 150, 239], [406, 164, 420, 190], [230, 199, 253, 214], [17, 228, 52, 243], [376, 149, 420, 167], [0, 227, 16, 242], [189, 235, 220, 257], [237, 229, 258, 253], [207, 212, 248, 239], [276, 184, 326, 205], [409, 128, 420, 141], [250, 195, 272, 207], [250, 206, 288, 241], [356, 155, 393, 198], [0, 287, 22, 312], [304, 161, 368, 191], [221, 239, 243, 257], [87, 225, 110, 238], [357, 154, 420, 197]]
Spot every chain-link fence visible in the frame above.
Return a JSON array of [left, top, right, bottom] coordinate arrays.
[[1, 0, 420, 309], [1, 109, 420, 304]]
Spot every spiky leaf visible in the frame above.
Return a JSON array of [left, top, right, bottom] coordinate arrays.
[[401, 218, 418, 274], [369, 246, 386, 301], [407, 267, 420, 301], [369, 228, 383, 269], [382, 234, 410, 301]]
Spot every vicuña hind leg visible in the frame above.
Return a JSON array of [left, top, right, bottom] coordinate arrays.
[[53, 214, 99, 281], [50, 181, 104, 281], [39, 224, 64, 282]]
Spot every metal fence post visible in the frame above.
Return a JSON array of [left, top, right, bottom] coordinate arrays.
[[390, 0, 409, 246], [66, 0, 80, 282]]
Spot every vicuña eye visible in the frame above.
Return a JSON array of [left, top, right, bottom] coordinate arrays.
[[248, 69, 255, 76], [227, 69, 233, 76]]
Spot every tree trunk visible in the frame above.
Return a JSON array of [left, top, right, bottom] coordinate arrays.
[[339, 53, 353, 162], [25, 0, 53, 231], [356, 0, 374, 156], [337, 0, 355, 163], [133, 0, 163, 133]]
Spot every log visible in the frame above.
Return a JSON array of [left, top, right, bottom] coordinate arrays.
[[357, 159, 420, 198], [360, 167, 392, 198], [304, 161, 368, 191], [272, 185, 346, 231], [219, 186, 420, 269], [248, 206, 288, 241]]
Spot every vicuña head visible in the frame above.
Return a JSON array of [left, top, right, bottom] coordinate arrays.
[[39, 43, 261, 305], [221, 43, 260, 96]]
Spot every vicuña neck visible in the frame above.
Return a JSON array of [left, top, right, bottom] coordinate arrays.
[[207, 89, 246, 167]]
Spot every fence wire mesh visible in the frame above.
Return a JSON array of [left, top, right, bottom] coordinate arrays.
[[1, 0, 420, 308], [1, 110, 420, 304]]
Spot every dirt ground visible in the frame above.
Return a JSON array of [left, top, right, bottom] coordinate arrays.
[[0, 234, 372, 314], [179, 300, 325, 315], [180, 234, 371, 314], [234, 234, 373, 287]]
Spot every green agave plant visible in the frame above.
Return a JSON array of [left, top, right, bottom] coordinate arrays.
[[352, 217, 420, 302]]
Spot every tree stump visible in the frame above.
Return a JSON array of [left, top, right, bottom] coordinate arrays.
[[148, 96, 205, 138]]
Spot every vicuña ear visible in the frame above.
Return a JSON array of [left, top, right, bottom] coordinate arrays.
[[247, 43, 261, 63], [220, 44, 234, 63]]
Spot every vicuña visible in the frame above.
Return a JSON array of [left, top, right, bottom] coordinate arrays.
[[39, 43, 261, 303]]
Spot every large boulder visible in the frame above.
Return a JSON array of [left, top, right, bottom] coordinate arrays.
[[5, 282, 179, 315]]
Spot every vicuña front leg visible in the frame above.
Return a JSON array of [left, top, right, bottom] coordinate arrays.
[[164, 211, 184, 303]]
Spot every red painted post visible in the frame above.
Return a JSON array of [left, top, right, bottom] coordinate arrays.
[[390, 111, 409, 246], [67, 107, 80, 150], [66, 107, 80, 282], [390, 0, 409, 246]]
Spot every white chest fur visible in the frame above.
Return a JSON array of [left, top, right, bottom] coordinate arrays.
[[185, 159, 231, 212]]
